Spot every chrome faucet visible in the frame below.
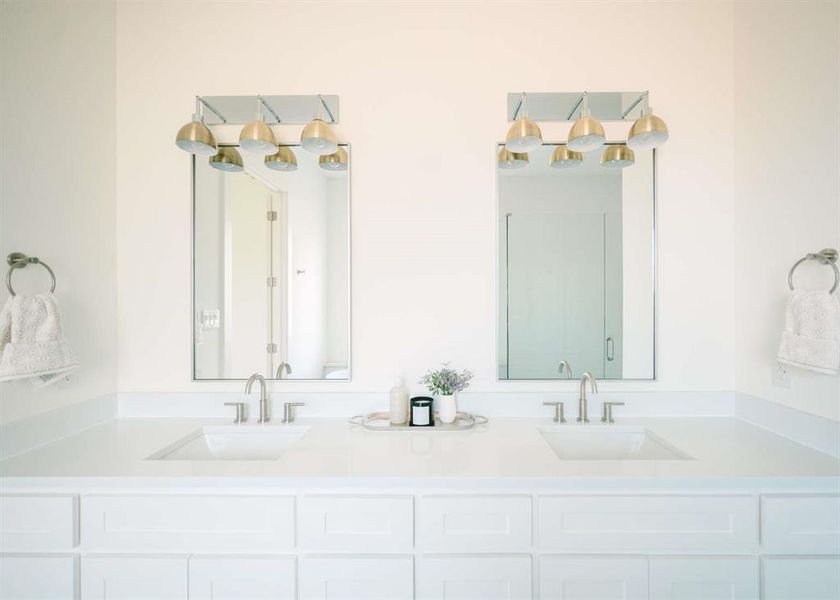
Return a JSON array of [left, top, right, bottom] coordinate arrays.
[[245, 373, 270, 423], [276, 362, 292, 379], [577, 372, 598, 423], [558, 360, 573, 379]]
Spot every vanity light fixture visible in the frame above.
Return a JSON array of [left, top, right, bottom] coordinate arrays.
[[601, 144, 635, 168], [318, 146, 348, 171], [264, 146, 298, 171], [549, 145, 583, 169], [301, 94, 338, 155], [567, 92, 606, 153], [239, 96, 278, 155], [498, 148, 529, 169], [208, 147, 244, 172], [505, 93, 543, 153], [175, 96, 218, 155], [627, 92, 669, 149]]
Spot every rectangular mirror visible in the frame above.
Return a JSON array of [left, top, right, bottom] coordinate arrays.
[[193, 144, 350, 380], [497, 143, 655, 380]]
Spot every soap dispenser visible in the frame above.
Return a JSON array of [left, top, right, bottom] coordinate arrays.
[[389, 377, 409, 425]]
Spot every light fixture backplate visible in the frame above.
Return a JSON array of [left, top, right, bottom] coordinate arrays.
[[507, 91, 646, 123], [200, 95, 339, 126]]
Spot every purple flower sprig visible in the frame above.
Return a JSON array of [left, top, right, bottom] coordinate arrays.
[[420, 363, 473, 396]]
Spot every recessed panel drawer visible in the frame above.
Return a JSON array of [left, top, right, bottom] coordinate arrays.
[[297, 495, 413, 552], [0, 495, 78, 551], [298, 556, 413, 600], [416, 555, 532, 600], [537, 495, 757, 553], [81, 495, 294, 552], [417, 495, 531, 552], [761, 495, 840, 554]]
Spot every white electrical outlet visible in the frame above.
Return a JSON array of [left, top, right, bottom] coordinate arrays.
[[772, 362, 791, 388]]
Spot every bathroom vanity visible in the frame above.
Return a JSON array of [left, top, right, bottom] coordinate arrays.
[[2, 413, 838, 600]]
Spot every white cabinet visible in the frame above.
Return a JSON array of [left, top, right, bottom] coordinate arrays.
[[81, 555, 187, 600], [537, 495, 757, 553], [81, 495, 295, 552], [538, 556, 648, 600], [298, 495, 413, 552], [761, 495, 840, 554], [188, 556, 295, 600], [0, 495, 77, 551], [416, 555, 532, 599], [417, 495, 532, 553], [762, 557, 840, 600], [649, 557, 758, 600], [0, 554, 78, 599], [298, 556, 413, 600]]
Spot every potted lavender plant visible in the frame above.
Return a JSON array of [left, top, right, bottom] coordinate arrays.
[[420, 363, 473, 424]]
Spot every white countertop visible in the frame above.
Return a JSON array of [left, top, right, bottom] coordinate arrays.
[[1, 417, 838, 491]]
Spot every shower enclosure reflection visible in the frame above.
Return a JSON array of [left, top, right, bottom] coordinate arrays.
[[498, 144, 655, 380], [193, 144, 350, 380]]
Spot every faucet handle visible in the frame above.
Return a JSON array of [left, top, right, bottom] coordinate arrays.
[[543, 401, 566, 424], [224, 402, 248, 424], [282, 402, 306, 424], [601, 401, 625, 424]]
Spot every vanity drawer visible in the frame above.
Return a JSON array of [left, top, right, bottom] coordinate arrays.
[[81, 495, 294, 552], [761, 495, 840, 554], [416, 495, 532, 552], [297, 495, 413, 551], [0, 494, 78, 550], [537, 495, 757, 553]]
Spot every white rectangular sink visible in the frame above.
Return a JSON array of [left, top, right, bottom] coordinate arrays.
[[538, 425, 691, 460], [147, 426, 309, 461]]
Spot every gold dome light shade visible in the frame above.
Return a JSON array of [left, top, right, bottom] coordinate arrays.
[[175, 113, 217, 156], [627, 109, 669, 149], [498, 148, 529, 169], [209, 147, 244, 172], [318, 146, 348, 171], [265, 146, 298, 172], [239, 117, 278, 155], [601, 144, 635, 168], [505, 117, 542, 153], [301, 119, 338, 155], [549, 145, 583, 169], [567, 109, 606, 153]]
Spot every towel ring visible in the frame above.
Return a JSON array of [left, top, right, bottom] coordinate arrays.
[[5, 252, 56, 297], [788, 248, 839, 294]]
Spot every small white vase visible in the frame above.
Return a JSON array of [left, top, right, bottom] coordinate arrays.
[[437, 394, 457, 424]]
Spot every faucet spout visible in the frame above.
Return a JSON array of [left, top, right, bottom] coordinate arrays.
[[245, 373, 270, 423], [578, 372, 598, 423], [275, 362, 292, 379]]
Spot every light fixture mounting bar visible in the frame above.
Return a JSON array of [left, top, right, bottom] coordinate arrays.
[[507, 91, 647, 123], [318, 94, 336, 124], [258, 95, 283, 124], [197, 96, 227, 124], [621, 91, 648, 119]]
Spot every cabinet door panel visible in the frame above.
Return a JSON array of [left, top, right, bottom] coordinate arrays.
[[0, 554, 78, 599], [649, 557, 758, 600], [188, 556, 295, 600], [0, 495, 78, 551], [761, 495, 840, 554], [417, 555, 532, 600], [763, 557, 840, 600], [539, 556, 647, 600], [81, 556, 187, 600], [298, 556, 413, 600]]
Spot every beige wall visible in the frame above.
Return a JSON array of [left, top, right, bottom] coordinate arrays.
[[115, 1, 736, 395], [734, 1, 840, 420], [0, 1, 117, 423]]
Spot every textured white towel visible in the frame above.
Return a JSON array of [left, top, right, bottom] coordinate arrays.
[[777, 290, 840, 375], [0, 293, 78, 387]]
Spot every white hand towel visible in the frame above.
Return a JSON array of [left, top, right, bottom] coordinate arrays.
[[0, 293, 78, 387], [777, 290, 840, 375]]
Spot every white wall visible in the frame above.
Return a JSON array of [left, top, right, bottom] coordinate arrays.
[[115, 1, 736, 396], [733, 1, 840, 421], [0, 2, 117, 424]]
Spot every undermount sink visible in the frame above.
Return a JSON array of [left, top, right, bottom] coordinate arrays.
[[147, 425, 309, 461], [538, 425, 691, 460]]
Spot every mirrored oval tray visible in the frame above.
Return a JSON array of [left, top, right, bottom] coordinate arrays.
[[348, 411, 488, 431]]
